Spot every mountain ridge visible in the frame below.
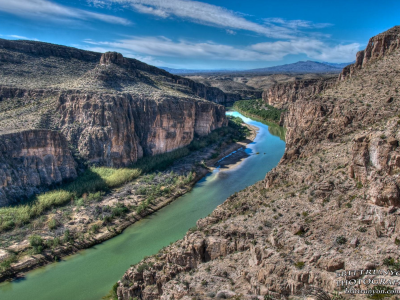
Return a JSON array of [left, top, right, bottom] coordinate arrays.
[[161, 60, 353, 75]]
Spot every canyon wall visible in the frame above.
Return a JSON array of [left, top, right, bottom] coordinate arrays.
[[0, 130, 77, 206], [57, 92, 227, 166], [262, 78, 336, 108], [339, 25, 400, 80]]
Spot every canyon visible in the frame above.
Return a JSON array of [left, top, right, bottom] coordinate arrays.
[[0, 40, 233, 206], [116, 26, 400, 300], [0, 23, 399, 300]]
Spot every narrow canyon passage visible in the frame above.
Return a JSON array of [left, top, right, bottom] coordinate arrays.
[[0, 112, 285, 300]]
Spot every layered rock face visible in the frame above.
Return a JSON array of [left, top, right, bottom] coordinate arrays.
[[0, 41, 228, 206], [57, 92, 226, 166], [339, 26, 400, 80], [0, 130, 77, 206], [262, 78, 336, 108], [116, 26, 400, 300]]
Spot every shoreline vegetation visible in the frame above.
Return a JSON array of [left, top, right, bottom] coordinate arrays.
[[229, 100, 286, 141], [0, 115, 254, 282], [232, 99, 283, 124]]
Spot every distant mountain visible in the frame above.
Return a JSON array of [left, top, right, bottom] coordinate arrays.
[[162, 60, 354, 75], [245, 61, 351, 74], [322, 61, 354, 69], [161, 67, 232, 74]]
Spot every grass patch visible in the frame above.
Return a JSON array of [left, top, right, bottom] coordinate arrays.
[[0, 168, 141, 232]]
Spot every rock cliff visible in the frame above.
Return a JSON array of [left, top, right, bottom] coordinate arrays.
[[0, 130, 77, 206], [339, 26, 400, 80], [116, 26, 400, 300], [57, 92, 226, 166], [262, 78, 336, 108], [0, 41, 228, 206]]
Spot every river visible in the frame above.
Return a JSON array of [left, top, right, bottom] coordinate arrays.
[[0, 111, 286, 300]]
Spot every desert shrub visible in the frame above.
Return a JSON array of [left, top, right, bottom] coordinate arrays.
[[111, 203, 129, 217], [63, 229, 73, 243], [29, 235, 44, 253], [137, 262, 153, 272], [383, 257, 400, 270], [48, 218, 58, 230], [0, 254, 17, 272], [294, 261, 305, 269], [336, 236, 347, 245], [368, 285, 394, 299], [90, 224, 100, 233]]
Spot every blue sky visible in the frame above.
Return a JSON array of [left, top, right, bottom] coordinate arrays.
[[0, 0, 399, 69]]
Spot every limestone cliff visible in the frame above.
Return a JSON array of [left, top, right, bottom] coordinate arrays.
[[262, 78, 336, 108], [0, 130, 77, 206], [339, 26, 400, 80], [57, 92, 226, 166]]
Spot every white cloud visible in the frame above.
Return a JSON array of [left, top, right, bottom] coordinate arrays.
[[251, 39, 360, 62], [226, 29, 236, 35], [264, 18, 332, 29], [0, 0, 131, 25], [83, 36, 360, 63], [7, 35, 39, 41], [91, 0, 300, 39], [131, 3, 169, 17]]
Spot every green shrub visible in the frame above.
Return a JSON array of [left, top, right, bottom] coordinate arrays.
[[29, 235, 44, 253], [48, 218, 58, 230], [111, 203, 129, 217], [137, 262, 153, 272], [368, 285, 394, 299], [90, 224, 100, 233], [294, 261, 305, 269], [336, 236, 347, 245], [63, 229, 73, 243], [383, 257, 400, 270], [0, 254, 17, 272]]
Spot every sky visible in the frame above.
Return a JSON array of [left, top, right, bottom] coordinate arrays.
[[0, 0, 399, 70]]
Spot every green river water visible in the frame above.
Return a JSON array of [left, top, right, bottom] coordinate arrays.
[[0, 111, 286, 300]]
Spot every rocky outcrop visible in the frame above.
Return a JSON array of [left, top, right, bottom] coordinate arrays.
[[339, 26, 400, 80], [350, 131, 400, 207], [262, 78, 336, 108], [0, 130, 77, 206], [97, 51, 234, 105]]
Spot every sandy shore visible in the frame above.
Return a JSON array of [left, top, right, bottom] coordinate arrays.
[[206, 123, 258, 170]]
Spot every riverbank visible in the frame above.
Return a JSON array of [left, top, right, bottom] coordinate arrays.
[[233, 99, 282, 125], [0, 121, 257, 283], [231, 107, 286, 141]]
